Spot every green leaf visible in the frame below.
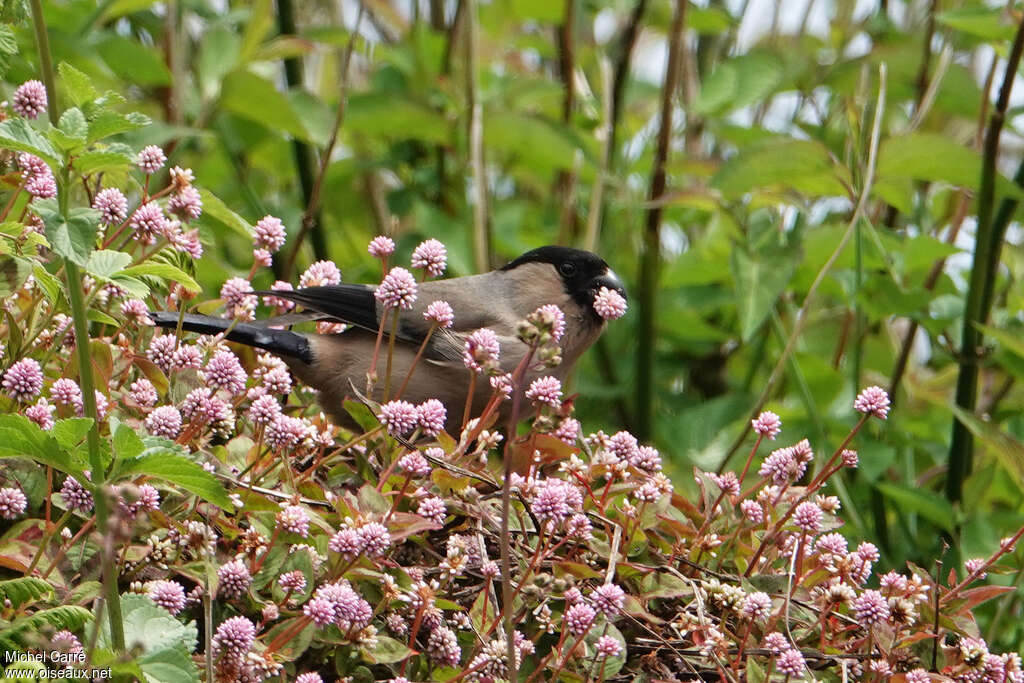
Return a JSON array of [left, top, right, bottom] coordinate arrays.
[[0, 117, 60, 166], [196, 189, 254, 239], [138, 645, 201, 683], [31, 263, 63, 304], [99, 594, 198, 654], [950, 404, 1024, 495], [975, 323, 1024, 360], [731, 249, 796, 342], [219, 70, 309, 141], [6, 606, 92, 640], [0, 414, 84, 478], [118, 262, 200, 293], [0, 255, 32, 298], [87, 110, 150, 143], [116, 452, 233, 510], [51, 418, 93, 451], [86, 249, 133, 280], [937, 7, 1016, 41], [113, 422, 145, 460], [874, 482, 954, 531], [484, 111, 582, 175], [34, 199, 99, 266], [76, 150, 134, 175], [712, 137, 848, 198], [361, 635, 412, 664], [347, 92, 450, 145], [697, 53, 783, 115], [97, 36, 172, 86], [58, 62, 99, 107], [58, 107, 88, 140], [0, 577, 53, 607], [877, 133, 1022, 199]]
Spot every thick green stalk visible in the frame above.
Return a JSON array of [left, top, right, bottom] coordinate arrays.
[[29, 0, 125, 652], [947, 19, 1024, 504]]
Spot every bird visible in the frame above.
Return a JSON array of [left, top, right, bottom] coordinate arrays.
[[150, 245, 625, 435]]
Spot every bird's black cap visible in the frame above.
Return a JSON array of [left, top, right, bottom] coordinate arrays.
[[502, 246, 626, 314]]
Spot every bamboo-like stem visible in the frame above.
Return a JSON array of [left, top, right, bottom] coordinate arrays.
[[583, 57, 612, 253], [466, 0, 490, 272], [947, 18, 1024, 504], [635, 0, 686, 440]]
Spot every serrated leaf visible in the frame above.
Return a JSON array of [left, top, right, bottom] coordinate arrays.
[[0, 117, 60, 166], [0, 577, 53, 607], [196, 189, 253, 239], [731, 249, 796, 341], [99, 594, 198, 654], [76, 150, 134, 175], [119, 262, 200, 293], [0, 24, 15, 56], [34, 199, 100, 266], [115, 452, 233, 510], [86, 249, 133, 280], [6, 605, 92, 640], [0, 414, 85, 478], [139, 645, 201, 683], [220, 70, 309, 140], [32, 263, 62, 304], [0, 254, 32, 297], [112, 422, 145, 460], [58, 107, 88, 140], [87, 110, 150, 143], [58, 62, 99, 107], [50, 418, 93, 451]]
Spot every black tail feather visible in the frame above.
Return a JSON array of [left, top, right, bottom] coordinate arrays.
[[149, 312, 313, 364]]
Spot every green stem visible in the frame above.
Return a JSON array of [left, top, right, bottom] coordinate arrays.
[[28, 0, 58, 127], [947, 19, 1024, 504]]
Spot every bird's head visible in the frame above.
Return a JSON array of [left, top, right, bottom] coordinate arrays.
[[501, 246, 627, 320]]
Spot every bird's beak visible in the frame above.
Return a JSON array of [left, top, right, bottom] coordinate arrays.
[[589, 269, 627, 301]]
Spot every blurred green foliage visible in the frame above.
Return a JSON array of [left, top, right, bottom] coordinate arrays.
[[7, 0, 1024, 648]]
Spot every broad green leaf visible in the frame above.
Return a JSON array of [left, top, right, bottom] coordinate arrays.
[[362, 635, 412, 664], [32, 263, 63, 304], [976, 323, 1024, 359], [951, 404, 1024, 494], [87, 110, 150, 143], [119, 262, 200, 293], [712, 138, 848, 198], [76, 150, 134, 175], [347, 92, 450, 144], [98, 35, 172, 86], [0, 577, 52, 607], [220, 70, 309, 141], [102, 0, 160, 20], [99, 594, 198, 654], [937, 7, 1016, 41], [34, 199, 100, 266], [0, 254, 32, 297], [239, 0, 274, 62], [86, 249, 133, 280], [877, 133, 1023, 199], [690, 6, 736, 34], [0, 117, 60, 166], [485, 111, 584, 175], [50, 418, 93, 451], [874, 482, 954, 531], [58, 62, 99, 107], [112, 422, 145, 460], [58, 107, 88, 140], [197, 27, 240, 99], [695, 62, 738, 115], [116, 452, 233, 510], [5, 606, 92, 640], [731, 249, 796, 342], [696, 53, 783, 115], [197, 189, 254, 239], [0, 414, 85, 478], [138, 645, 201, 683]]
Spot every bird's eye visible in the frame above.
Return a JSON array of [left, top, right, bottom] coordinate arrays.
[[558, 262, 577, 277]]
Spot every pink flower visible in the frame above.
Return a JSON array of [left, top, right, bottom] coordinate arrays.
[[565, 603, 596, 636], [553, 417, 581, 445], [905, 669, 930, 683], [252, 248, 272, 267], [201, 350, 248, 396], [168, 186, 202, 221], [217, 560, 253, 599], [277, 504, 310, 537], [265, 414, 307, 451], [93, 188, 129, 226], [423, 300, 454, 328], [279, 570, 306, 592], [426, 626, 460, 667], [776, 648, 805, 676], [853, 589, 890, 625], [463, 328, 500, 373], [375, 266, 418, 309], [146, 580, 186, 614], [841, 449, 859, 467], [60, 475, 93, 512], [591, 583, 626, 615], [25, 172, 56, 199], [417, 496, 446, 525], [248, 394, 282, 426], [854, 385, 890, 419], [129, 202, 168, 244], [300, 260, 342, 287], [417, 399, 446, 436], [533, 304, 566, 342], [254, 215, 287, 252], [526, 376, 562, 408], [398, 452, 431, 477], [608, 431, 639, 462], [296, 674, 322, 683], [792, 502, 823, 533], [264, 281, 296, 312], [211, 616, 256, 660], [145, 405, 182, 439], [120, 298, 152, 324], [25, 398, 55, 430], [752, 410, 782, 439], [358, 522, 391, 556], [411, 239, 447, 277], [595, 635, 622, 657], [3, 358, 43, 402], [169, 166, 193, 190], [136, 145, 167, 174], [380, 400, 419, 436], [593, 286, 627, 320], [368, 235, 395, 259], [0, 487, 28, 519], [50, 377, 82, 406], [12, 80, 47, 119], [220, 277, 256, 320], [741, 592, 772, 621]]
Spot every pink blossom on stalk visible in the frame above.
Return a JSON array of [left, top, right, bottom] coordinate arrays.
[[533, 304, 566, 342], [329, 526, 364, 557], [248, 394, 282, 427], [426, 626, 461, 667], [136, 145, 167, 174], [60, 476, 93, 512], [12, 80, 47, 119], [776, 648, 806, 676], [129, 379, 158, 407], [25, 398, 55, 430], [265, 414, 307, 452], [146, 580, 186, 614], [264, 281, 296, 312], [25, 172, 57, 199], [525, 376, 562, 408], [553, 417, 581, 445], [279, 571, 306, 593], [565, 603, 596, 636], [129, 202, 168, 244], [0, 487, 28, 519], [854, 385, 890, 419], [965, 557, 988, 580], [368, 235, 395, 259], [853, 589, 890, 625], [411, 239, 447, 277], [463, 328, 500, 373], [591, 583, 626, 615], [169, 166, 194, 191], [358, 522, 391, 556], [299, 260, 342, 287], [17, 153, 49, 178], [295, 674, 322, 683], [417, 399, 446, 436], [608, 431, 639, 463], [792, 502, 823, 533], [120, 299, 153, 325], [93, 188, 129, 226], [211, 616, 256, 660], [220, 277, 256, 320], [277, 504, 310, 537], [593, 286, 627, 320], [595, 635, 622, 657], [252, 248, 272, 267], [398, 452, 431, 477], [254, 215, 287, 252], [752, 411, 782, 439], [217, 560, 253, 598], [741, 592, 772, 621], [417, 496, 446, 525], [50, 377, 82, 406], [905, 669, 930, 683], [423, 300, 454, 328], [841, 449, 859, 467], [171, 345, 202, 371], [3, 358, 43, 401], [201, 350, 248, 396], [168, 186, 202, 221], [380, 400, 419, 436], [375, 266, 418, 309], [145, 405, 182, 439]]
